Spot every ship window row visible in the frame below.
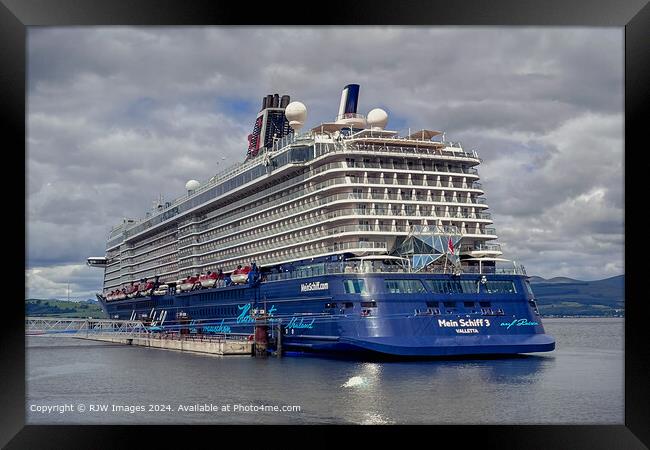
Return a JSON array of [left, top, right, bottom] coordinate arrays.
[[344, 173, 481, 191], [334, 156, 479, 175], [129, 262, 179, 281], [124, 236, 178, 259], [343, 279, 367, 294], [312, 161, 480, 186], [125, 226, 177, 250], [417, 301, 504, 316], [192, 240, 386, 277], [340, 281, 517, 295], [177, 171, 485, 245], [385, 279, 427, 294], [424, 300, 461, 307], [118, 148, 477, 243], [191, 224, 390, 266], [314, 142, 479, 165], [179, 197, 490, 253], [125, 246, 179, 266], [123, 157, 281, 239], [177, 181, 310, 239], [180, 203, 490, 257], [177, 172, 313, 235], [424, 279, 516, 294], [130, 254, 177, 272], [325, 302, 355, 309], [188, 221, 491, 265]]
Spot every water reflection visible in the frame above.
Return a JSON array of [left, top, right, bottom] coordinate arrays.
[[26, 320, 622, 425]]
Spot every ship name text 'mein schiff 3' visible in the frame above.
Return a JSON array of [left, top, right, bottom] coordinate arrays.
[[88, 84, 555, 357]]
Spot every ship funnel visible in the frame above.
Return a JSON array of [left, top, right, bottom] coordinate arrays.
[[280, 95, 290, 108], [335, 84, 366, 128], [337, 84, 360, 118]]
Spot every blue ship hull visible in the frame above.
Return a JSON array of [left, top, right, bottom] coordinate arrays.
[[99, 273, 555, 357]]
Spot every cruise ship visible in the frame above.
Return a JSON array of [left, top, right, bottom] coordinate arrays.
[[88, 84, 555, 357]]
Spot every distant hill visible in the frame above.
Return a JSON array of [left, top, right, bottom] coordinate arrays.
[[530, 276, 582, 284], [25, 298, 107, 318], [529, 275, 624, 317]]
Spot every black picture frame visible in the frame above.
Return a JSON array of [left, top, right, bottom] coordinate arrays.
[[3, 0, 648, 447]]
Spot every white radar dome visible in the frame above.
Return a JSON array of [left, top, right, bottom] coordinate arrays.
[[285, 101, 307, 131], [367, 108, 388, 130], [185, 180, 200, 191]]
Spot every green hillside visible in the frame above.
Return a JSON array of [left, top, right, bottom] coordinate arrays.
[[25, 299, 107, 318], [530, 275, 624, 317]]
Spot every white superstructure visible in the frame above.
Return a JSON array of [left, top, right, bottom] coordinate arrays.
[[99, 86, 501, 293]]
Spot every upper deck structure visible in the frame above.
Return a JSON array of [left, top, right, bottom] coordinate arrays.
[[99, 84, 504, 294]]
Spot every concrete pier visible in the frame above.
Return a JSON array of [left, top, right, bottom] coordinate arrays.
[[75, 333, 253, 356]]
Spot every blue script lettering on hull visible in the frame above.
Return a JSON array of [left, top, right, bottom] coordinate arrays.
[[286, 317, 315, 329], [500, 318, 539, 330]]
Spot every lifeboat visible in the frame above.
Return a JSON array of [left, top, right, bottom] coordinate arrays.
[[138, 280, 155, 297], [153, 284, 169, 296], [230, 266, 251, 284], [178, 275, 199, 292], [198, 272, 218, 289], [126, 284, 140, 299]]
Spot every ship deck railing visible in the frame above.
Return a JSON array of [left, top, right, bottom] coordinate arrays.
[[114, 133, 482, 240], [176, 174, 489, 239], [263, 261, 527, 282], [179, 222, 495, 266], [185, 223, 496, 269], [178, 161, 484, 236], [176, 206, 494, 253], [104, 260, 526, 302]]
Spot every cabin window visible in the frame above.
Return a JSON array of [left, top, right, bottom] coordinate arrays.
[[464, 301, 475, 308], [344, 302, 354, 308], [425, 279, 476, 294], [343, 279, 368, 294], [443, 301, 456, 308], [426, 301, 439, 308], [485, 280, 517, 294], [325, 303, 337, 309], [384, 279, 426, 294], [479, 301, 491, 307], [361, 301, 377, 308]]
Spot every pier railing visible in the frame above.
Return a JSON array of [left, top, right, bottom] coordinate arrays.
[[25, 317, 150, 337]]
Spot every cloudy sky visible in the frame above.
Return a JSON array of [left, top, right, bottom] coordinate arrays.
[[26, 27, 624, 300]]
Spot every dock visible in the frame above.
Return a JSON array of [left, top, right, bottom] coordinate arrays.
[[26, 317, 253, 356], [74, 333, 253, 355]]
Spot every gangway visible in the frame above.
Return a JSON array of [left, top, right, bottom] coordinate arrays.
[[25, 317, 150, 337], [24, 316, 252, 355]]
